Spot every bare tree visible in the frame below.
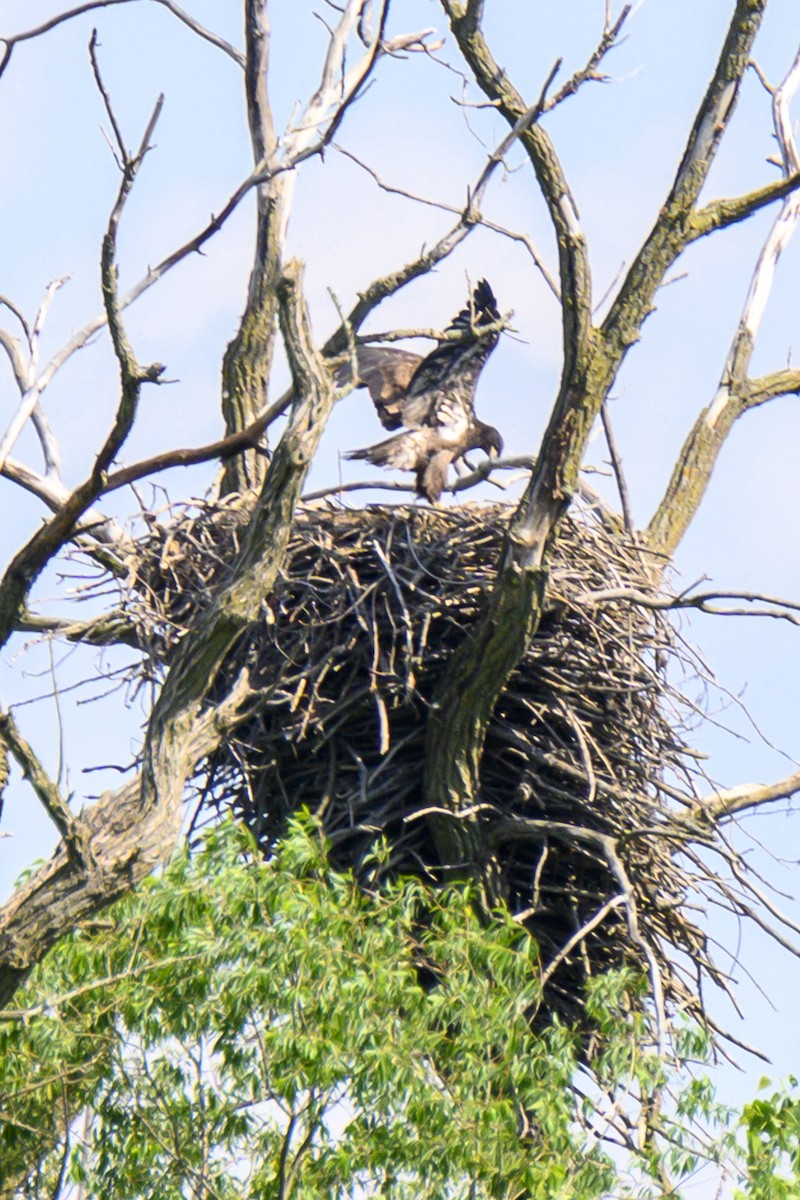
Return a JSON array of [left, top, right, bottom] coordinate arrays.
[[0, 0, 798, 1069]]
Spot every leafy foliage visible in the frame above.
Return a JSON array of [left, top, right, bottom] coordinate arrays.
[[0, 821, 604, 1198], [1, 820, 798, 1199], [735, 1080, 800, 1200]]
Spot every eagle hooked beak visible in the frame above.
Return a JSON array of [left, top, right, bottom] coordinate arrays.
[[485, 428, 504, 460]]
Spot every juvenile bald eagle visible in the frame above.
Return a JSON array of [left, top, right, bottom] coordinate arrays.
[[341, 279, 503, 503]]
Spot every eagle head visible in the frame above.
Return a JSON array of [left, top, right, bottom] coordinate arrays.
[[478, 423, 504, 459]]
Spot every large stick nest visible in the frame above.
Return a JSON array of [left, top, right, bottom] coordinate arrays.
[[126, 496, 720, 1038]]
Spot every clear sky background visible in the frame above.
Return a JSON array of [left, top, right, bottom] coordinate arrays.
[[1, 1, 799, 1190]]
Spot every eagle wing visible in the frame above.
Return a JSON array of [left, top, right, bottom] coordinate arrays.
[[337, 345, 423, 430], [400, 279, 501, 431]]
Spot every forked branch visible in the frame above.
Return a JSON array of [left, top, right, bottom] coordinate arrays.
[[647, 40, 800, 559], [0, 709, 94, 868], [0, 261, 336, 1007], [422, 0, 770, 864], [219, 0, 436, 494], [0, 52, 164, 648], [0, 0, 245, 78]]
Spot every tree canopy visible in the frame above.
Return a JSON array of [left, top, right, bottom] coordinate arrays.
[[4, 818, 800, 1199]]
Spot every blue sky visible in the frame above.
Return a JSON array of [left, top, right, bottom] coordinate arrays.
[[1, 0, 800, 1181]]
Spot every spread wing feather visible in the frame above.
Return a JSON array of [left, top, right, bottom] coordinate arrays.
[[337, 345, 423, 430], [343, 431, 454, 503], [400, 279, 501, 429], [346, 428, 441, 472]]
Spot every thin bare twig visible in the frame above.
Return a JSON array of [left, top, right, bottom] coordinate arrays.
[[577, 584, 800, 628], [0, 279, 69, 477], [0, 0, 245, 78], [600, 402, 634, 535], [0, 708, 94, 868], [325, 105, 560, 362], [545, 4, 632, 110], [335, 144, 559, 297], [89, 28, 128, 159], [0, 51, 165, 649]]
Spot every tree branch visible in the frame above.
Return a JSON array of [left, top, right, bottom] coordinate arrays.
[[0, 278, 68, 478], [1, 88, 532, 534], [647, 39, 800, 559], [0, 261, 338, 1006], [544, 4, 632, 112], [0, 677, 248, 1007], [334, 143, 560, 296], [420, 4, 602, 867], [602, 0, 767, 365], [0, 456, 124, 544], [743, 367, 800, 406], [143, 259, 336, 802], [0, 709, 93, 866], [4, 14, 436, 482], [417, 805, 667, 1054], [16, 608, 141, 649], [219, 1, 440, 494], [692, 770, 800, 823], [218, 0, 282, 495], [421, 0, 769, 874], [690, 169, 800, 240], [0, 0, 244, 80], [600, 401, 634, 536], [2, 12, 440, 473], [0, 64, 164, 649], [323, 73, 557, 365], [440, 0, 592, 380]]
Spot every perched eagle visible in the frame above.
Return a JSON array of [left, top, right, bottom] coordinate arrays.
[[341, 279, 504, 503]]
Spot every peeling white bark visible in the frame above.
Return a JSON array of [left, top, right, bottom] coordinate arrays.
[[722, 48, 800, 377]]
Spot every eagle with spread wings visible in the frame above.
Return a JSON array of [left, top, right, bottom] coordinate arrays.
[[340, 279, 504, 503]]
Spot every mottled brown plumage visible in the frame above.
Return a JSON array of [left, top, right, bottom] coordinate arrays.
[[342, 280, 503, 502]]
